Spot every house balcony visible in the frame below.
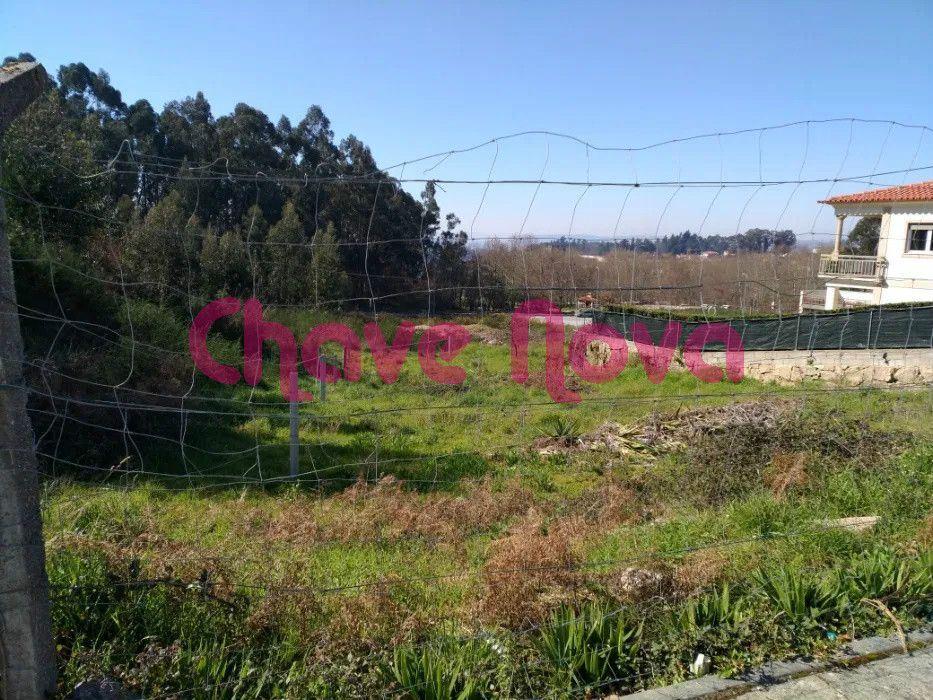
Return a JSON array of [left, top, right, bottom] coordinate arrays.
[[799, 289, 826, 311], [818, 254, 886, 281]]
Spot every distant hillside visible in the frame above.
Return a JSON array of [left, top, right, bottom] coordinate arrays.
[[533, 229, 797, 255]]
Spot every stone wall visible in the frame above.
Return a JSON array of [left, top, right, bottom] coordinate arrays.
[[702, 347, 933, 387]]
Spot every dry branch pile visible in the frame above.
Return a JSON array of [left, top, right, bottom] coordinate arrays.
[[534, 400, 796, 458]]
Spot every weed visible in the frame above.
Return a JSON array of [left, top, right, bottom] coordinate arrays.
[[918, 514, 933, 548], [479, 515, 582, 627], [568, 479, 645, 529], [906, 550, 933, 616], [764, 451, 808, 500], [672, 550, 729, 594], [38, 363, 933, 696], [260, 475, 533, 547]]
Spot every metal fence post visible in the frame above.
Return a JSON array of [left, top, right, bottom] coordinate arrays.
[[0, 61, 57, 699]]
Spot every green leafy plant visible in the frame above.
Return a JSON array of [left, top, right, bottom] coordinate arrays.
[[536, 604, 641, 689], [905, 550, 933, 616], [755, 569, 843, 625], [839, 547, 911, 602], [679, 585, 749, 631], [908, 550, 933, 596], [539, 415, 582, 442], [391, 638, 493, 700]]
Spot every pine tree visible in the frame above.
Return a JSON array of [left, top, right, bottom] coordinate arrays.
[[239, 204, 269, 295], [200, 226, 249, 297], [264, 200, 312, 303], [123, 191, 199, 304], [311, 221, 349, 308]]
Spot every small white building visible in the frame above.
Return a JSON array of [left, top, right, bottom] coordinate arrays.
[[800, 181, 933, 311]]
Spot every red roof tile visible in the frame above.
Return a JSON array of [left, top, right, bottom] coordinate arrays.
[[821, 180, 933, 205]]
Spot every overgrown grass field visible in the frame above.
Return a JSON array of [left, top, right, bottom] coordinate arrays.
[[40, 313, 933, 698]]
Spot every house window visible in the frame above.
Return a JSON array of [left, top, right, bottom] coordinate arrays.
[[906, 224, 933, 253]]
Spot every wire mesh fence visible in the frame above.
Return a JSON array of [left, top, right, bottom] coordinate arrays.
[[2, 90, 932, 698]]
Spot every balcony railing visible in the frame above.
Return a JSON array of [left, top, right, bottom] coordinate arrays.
[[818, 254, 886, 280], [799, 289, 826, 311]]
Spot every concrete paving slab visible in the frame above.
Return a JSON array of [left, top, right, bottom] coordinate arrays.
[[739, 645, 933, 699], [616, 634, 933, 700]]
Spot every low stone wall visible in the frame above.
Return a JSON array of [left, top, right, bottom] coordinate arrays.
[[703, 347, 933, 387]]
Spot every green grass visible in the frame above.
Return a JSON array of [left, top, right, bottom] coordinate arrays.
[[117, 311, 790, 487], [39, 315, 933, 698]]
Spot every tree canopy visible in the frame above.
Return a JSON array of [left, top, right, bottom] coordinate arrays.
[[0, 58, 473, 312], [845, 217, 881, 255]]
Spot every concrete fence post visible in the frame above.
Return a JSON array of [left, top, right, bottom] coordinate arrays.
[[0, 61, 57, 699], [289, 371, 299, 479]]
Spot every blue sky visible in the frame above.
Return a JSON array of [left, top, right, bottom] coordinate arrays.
[[3, 1, 933, 241]]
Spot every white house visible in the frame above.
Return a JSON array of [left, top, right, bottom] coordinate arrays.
[[800, 181, 933, 311]]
